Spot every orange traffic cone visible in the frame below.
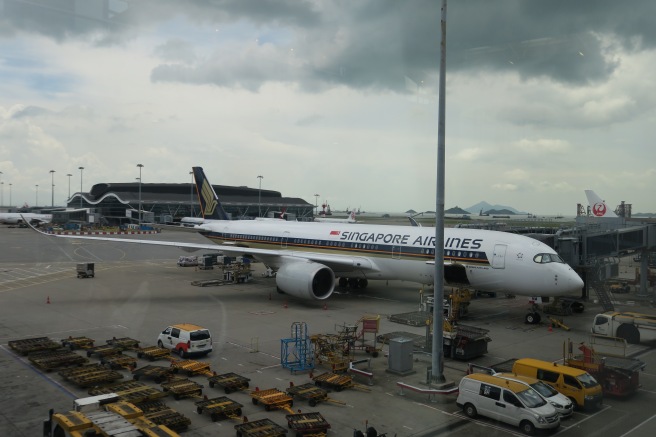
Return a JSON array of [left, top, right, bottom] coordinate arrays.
[[547, 324, 553, 332], [323, 303, 328, 311], [46, 296, 51, 304], [283, 301, 288, 309]]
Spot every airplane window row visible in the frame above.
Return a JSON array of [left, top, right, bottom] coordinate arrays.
[[445, 250, 482, 259], [533, 253, 565, 264]]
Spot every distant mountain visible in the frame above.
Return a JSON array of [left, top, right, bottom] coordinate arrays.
[[465, 201, 527, 215], [445, 206, 471, 215]]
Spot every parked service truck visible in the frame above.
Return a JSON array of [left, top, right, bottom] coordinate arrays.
[[591, 311, 656, 344]]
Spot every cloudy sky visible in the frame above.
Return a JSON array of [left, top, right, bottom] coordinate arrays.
[[0, 0, 654, 215]]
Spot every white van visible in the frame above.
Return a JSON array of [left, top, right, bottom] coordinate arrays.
[[494, 372, 573, 418], [157, 323, 212, 358], [456, 373, 560, 435]]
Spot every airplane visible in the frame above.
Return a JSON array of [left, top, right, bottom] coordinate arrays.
[[585, 190, 618, 218], [314, 210, 357, 223], [27, 167, 584, 309], [0, 212, 52, 225]]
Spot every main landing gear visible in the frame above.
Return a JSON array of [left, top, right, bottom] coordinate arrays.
[[337, 277, 369, 290]]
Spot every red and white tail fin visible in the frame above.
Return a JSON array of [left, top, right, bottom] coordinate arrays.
[[347, 210, 357, 222], [585, 190, 617, 218]]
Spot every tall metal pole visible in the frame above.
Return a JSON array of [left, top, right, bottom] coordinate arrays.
[[257, 175, 263, 217], [67, 173, 72, 201], [314, 194, 320, 215], [137, 164, 144, 225], [35, 184, 39, 207], [78, 167, 84, 208], [0, 171, 3, 206], [431, 0, 447, 384], [49, 170, 55, 207], [9, 183, 12, 207]]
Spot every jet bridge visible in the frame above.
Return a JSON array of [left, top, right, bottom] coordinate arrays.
[[553, 220, 656, 302]]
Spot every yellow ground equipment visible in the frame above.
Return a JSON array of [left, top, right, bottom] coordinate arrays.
[[43, 394, 179, 437]]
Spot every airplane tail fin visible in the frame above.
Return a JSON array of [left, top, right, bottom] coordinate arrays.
[[192, 167, 230, 220], [584, 190, 617, 218], [347, 210, 356, 222]]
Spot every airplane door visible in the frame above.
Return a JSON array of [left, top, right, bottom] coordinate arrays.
[[281, 231, 290, 248], [492, 244, 507, 269]]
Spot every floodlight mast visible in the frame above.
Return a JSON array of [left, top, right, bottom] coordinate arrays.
[[431, 0, 447, 384]]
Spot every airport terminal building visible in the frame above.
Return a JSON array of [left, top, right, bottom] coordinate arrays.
[[65, 182, 314, 225]]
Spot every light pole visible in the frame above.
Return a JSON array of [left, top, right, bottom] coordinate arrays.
[[189, 171, 194, 217], [66, 173, 72, 201], [137, 164, 144, 225], [35, 184, 39, 207], [49, 170, 55, 207], [314, 194, 320, 215], [78, 167, 84, 208], [9, 183, 12, 207], [257, 175, 263, 217], [0, 171, 3, 206]]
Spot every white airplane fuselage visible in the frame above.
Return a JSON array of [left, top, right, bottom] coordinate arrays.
[[0, 213, 52, 225], [196, 220, 583, 297]]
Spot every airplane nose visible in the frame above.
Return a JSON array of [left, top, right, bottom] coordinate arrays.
[[568, 270, 584, 292]]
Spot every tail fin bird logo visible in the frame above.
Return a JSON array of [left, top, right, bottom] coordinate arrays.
[[201, 180, 218, 216], [592, 202, 607, 217]]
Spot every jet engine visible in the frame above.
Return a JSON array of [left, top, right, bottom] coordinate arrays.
[[275, 261, 335, 300]]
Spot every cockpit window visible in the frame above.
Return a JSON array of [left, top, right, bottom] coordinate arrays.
[[533, 253, 564, 264]]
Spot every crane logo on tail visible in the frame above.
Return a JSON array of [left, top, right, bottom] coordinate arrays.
[[592, 202, 607, 217], [201, 180, 218, 216]]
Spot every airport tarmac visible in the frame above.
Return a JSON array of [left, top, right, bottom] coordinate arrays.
[[1, 226, 656, 437]]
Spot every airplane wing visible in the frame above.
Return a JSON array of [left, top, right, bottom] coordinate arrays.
[[25, 220, 380, 275]]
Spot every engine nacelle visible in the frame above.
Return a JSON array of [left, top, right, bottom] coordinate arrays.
[[275, 261, 335, 300]]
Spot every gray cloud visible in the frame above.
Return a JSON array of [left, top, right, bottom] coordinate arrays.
[[2, 0, 656, 90]]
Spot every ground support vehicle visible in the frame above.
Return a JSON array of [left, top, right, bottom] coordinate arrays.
[[492, 358, 603, 411], [591, 311, 656, 344], [195, 396, 244, 422], [136, 346, 171, 361], [101, 354, 137, 370], [76, 262, 95, 278], [177, 256, 198, 267], [285, 382, 344, 407], [28, 349, 88, 372], [134, 400, 192, 432], [132, 365, 175, 384], [58, 364, 124, 388], [89, 381, 168, 404], [170, 358, 212, 376], [9, 336, 61, 355], [161, 377, 204, 400], [456, 373, 560, 435], [311, 372, 370, 392], [386, 311, 490, 360], [43, 395, 179, 437], [207, 372, 251, 394], [285, 412, 331, 437], [564, 339, 645, 397], [234, 418, 288, 437], [60, 336, 95, 350], [250, 388, 295, 413], [85, 344, 123, 359], [106, 336, 141, 350]]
